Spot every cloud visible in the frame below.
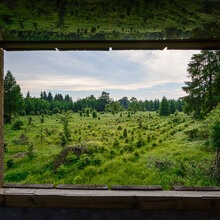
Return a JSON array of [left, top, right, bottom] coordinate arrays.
[[4, 50, 199, 99]]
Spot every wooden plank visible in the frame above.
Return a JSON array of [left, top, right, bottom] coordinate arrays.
[[3, 183, 54, 189], [0, 39, 220, 51], [1, 189, 220, 209], [0, 32, 4, 188], [56, 184, 108, 190], [111, 185, 162, 191], [172, 186, 220, 191]]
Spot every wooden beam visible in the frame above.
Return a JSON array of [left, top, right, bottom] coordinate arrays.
[[111, 185, 162, 191], [1, 188, 220, 209], [56, 184, 108, 190], [172, 186, 220, 191], [0, 39, 220, 51], [0, 32, 3, 188], [3, 183, 54, 189]]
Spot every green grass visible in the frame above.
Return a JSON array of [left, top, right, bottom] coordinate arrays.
[[4, 111, 218, 189]]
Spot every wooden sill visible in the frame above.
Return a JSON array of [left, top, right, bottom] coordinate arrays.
[[1, 188, 220, 210]]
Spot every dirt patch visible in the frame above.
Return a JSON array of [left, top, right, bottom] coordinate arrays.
[[11, 152, 26, 159], [53, 146, 88, 171]]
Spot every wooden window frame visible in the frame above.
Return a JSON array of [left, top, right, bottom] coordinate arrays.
[[0, 39, 220, 210]]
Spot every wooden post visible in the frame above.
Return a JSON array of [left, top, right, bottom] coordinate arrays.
[[0, 32, 4, 187]]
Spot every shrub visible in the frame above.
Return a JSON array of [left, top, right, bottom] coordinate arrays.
[[152, 142, 157, 147], [113, 139, 120, 148], [27, 143, 34, 159], [7, 159, 14, 168], [53, 107, 60, 114], [28, 116, 32, 125], [41, 114, 45, 123], [123, 129, 127, 138], [86, 109, 90, 117], [4, 142, 8, 153], [30, 111, 35, 115], [44, 109, 48, 115], [73, 175, 82, 184], [66, 152, 78, 162], [12, 120, 24, 130], [136, 134, 145, 148], [20, 110, 26, 116], [77, 155, 90, 169], [5, 171, 28, 182], [184, 128, 199, 139], [117, 125, 122, 130], [91, 156, 102, 166], [92, 110, 97, 118], [61, 134, 67, 147]]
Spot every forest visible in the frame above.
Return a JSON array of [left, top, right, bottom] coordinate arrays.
[[3, 50, 220, 189]]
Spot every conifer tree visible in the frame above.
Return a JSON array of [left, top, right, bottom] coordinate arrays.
[[182, 50, 220, 118], [4, 70, 24, 124], [170, 100, 176, 114], [159, 96, 170, 116]]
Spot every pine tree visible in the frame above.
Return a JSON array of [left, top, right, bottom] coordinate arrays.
[[170, 100, 176, 114], [26, 91, 31, 98], [4, 70, 24, 124], [182, 50, 220, 118], [159, 96, 170, 116], [47, 92, 53, 102]]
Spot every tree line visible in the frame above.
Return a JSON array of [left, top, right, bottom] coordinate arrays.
[[3, 70, 184, 123]]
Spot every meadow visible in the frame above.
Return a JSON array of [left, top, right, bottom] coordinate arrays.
[[3, 110, 219, 189]]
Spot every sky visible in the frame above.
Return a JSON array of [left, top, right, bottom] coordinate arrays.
[[4, 49, 199, 101]]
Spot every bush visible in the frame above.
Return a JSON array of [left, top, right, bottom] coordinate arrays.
[[28, 116, 32, 125], [44, 109, 48, 115], [184, 128, 199, 139], [20, 110, 26, 116], [41, 114, 45, 123], [113, 139, 120, 148], [7, 159, 14, 168], [12, 120, 24, 130], [4, 142, 8, 153], [92, 110, 97, 118], [91, 156, 102, 166], [123, 128, 127, 138], [152, 142, 157, 147], [136, 134, 145, 148], [73, 175, 82, 184], [86, 109, 90, 117], [27, 143, 34, 159], [61, 133, 67, 147], [53, 107, 60, 114], [117, 125, 122, 130], [77, 155, 90, 169]]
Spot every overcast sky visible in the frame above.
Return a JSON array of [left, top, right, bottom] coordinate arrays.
[[4, 49, 199, 101]]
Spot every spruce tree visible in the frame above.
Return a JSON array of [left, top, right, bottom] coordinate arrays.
[[182, 50, 220, 118], [159, 96, 170, 116], [47, 92, 53, 102], [170, 100, 176, 114], [4, 70, 24, 124]]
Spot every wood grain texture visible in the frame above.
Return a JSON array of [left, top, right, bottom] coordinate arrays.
[[111, 185, 162, 191], [3, 183, 54, 189], [172, 186, 220, 191], [1, 189, 220, 210], [0, 32, 4, 188], [56, 184, 108, 190], [0, 40, 220, 51]]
